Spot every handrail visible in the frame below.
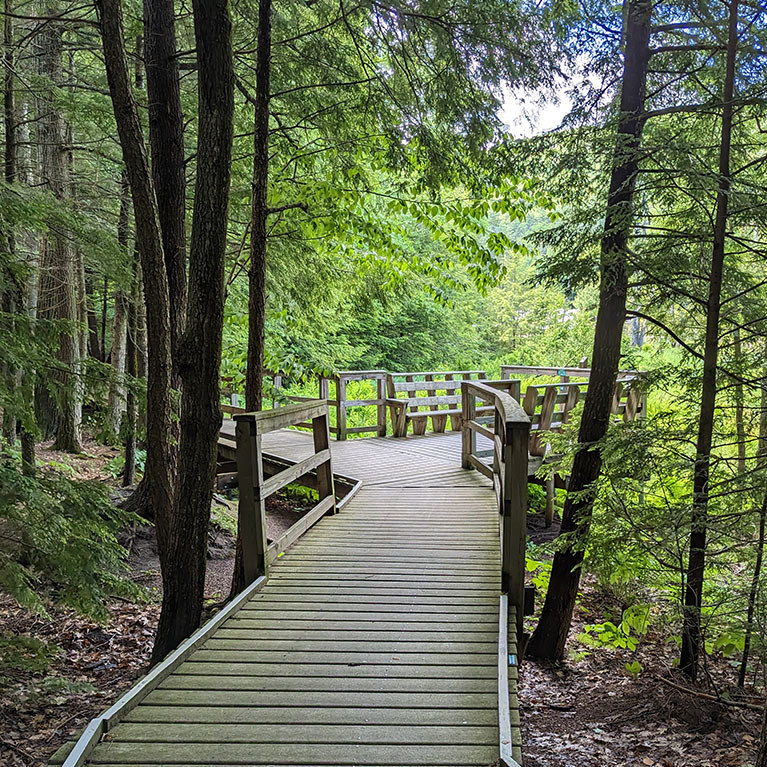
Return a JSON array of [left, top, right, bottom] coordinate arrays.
[[461, 380, 530, 614], [501, 364, 640, 381], [233, 400, 336, 582], [461, 379, 528, 767]]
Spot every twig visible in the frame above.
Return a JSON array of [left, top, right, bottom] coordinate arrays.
[[653, 674, 763, 710], [0, 737, 34, 760]]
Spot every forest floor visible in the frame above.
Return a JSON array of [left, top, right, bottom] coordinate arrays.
[[1, 441, 762, 766], [520, 584, 761, 767]]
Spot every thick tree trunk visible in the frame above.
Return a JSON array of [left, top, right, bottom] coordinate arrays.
[[35, 4, 82, 452], [679, 0, 738, 681], [97, 0, 174, 565], [143, 0, 186, 376], [231, 0, 272, 599], [526, 0, 652, 661], [152, 0, 233, 662], [15, 86, 36, 471], [123, 0, 187, 519]]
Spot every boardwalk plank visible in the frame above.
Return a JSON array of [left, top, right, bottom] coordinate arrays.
[[122, 706, 498, 726], [89, 742, 496, 765]]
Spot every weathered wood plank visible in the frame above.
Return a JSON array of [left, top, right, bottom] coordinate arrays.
[[202, 639, 498, 653], [163, 674, 497, 691], [190, 650, 496, 665], [88, 742, 496, 765], [173, 662, 498, 679], [143, 689, 498, 708], [122, 706, 498, 726], [106, 723, 497, 745]]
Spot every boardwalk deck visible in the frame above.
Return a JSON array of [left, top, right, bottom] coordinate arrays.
[[63, 428, 522, 767]]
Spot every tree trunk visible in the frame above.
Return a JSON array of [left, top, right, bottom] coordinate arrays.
[[2, 0, 20, 446], [733, 327, 746, 474], [107, 172, 131, 438], [526, 0, 652, 661], [679, 0, 738, 681], [143, 0, 186, 377], [231, 0, 272, 599], [152, 0, 233, 662], [757, 694, 767, 767], [97, 0, 174, 569], [15, 86, 36, 472], [35, 3, 82, 452], [84, 271, 101, 359], [123, 244, 140, 487], [737, 364, 767, 687], [122, 0, 187, 519]]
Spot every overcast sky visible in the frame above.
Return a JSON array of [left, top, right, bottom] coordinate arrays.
[[498, 82, 572, 137]]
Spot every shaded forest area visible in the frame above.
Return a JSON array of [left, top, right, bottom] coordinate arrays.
[[3, 0, 767, 764]]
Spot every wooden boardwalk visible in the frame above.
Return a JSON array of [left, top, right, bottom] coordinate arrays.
[[63, 428, 523, 767]]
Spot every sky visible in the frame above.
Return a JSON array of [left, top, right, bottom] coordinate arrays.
[[498, 83, 572, 138]]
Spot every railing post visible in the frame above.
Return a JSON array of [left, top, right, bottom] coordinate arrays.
[[461, 382, 477, 469], [502, 420, 529, 638], [336, 376, 347, 441], [376, 373, 387, 437], [508, 379, 521, 403], [313, 406, 336, 513], [234, 414, 268, 582]]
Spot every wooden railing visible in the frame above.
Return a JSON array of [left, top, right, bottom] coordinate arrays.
[[224, 370, 387, 440], [461, 380, 528, 767], [501, 364, 639, 383], [233, 400, 336, 583], [461, 380, 529, 627], [319, 370, 387, 440]]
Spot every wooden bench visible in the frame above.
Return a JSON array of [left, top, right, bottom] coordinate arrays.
[[386, 370, 489, 437]]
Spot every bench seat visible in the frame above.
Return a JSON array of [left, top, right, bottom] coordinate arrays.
[[385, 371, 489, 437]]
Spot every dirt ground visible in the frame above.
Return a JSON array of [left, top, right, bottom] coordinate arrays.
[[520, 589, 761, 767]]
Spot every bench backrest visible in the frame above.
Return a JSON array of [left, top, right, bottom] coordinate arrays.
[[386, 371, 488, 410], [523, 378, 644, 456]]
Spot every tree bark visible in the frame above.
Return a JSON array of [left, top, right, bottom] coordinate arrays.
[[35, 3, 82, 452], [2, 0, 20, 446], [230, 0, 272, 599], [152, 0, 233, 662], [97, 0, 174, 565], [107, 171, 131, 438], [679, 0, 738, 681], [526, 0, 652, 661], [143, 0, 186, 377], [757, 693, 767, 767], [84, 271, 101, 359], [122, 0, 187, 519], [123, 244, 139, 487], [734, 327, 746, 474]]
